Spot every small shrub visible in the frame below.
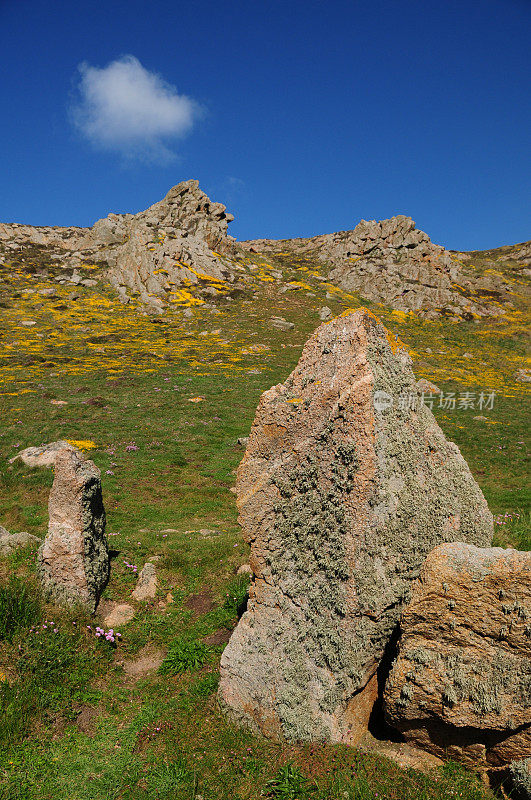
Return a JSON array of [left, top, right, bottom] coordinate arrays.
[[266, 764, 315, 799], [159, 638, 208, 675], [0, 576, 41, 642]]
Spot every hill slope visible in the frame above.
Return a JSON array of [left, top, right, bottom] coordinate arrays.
[[0, 183, 529, 800]]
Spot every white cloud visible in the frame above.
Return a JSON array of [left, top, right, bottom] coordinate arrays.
[[71, 55, 202, 161]]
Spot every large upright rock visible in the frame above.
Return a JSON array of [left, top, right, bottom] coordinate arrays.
[[384, 543, 531, 772], [219, 308, 492, 744], [38, 448, 109, 612]]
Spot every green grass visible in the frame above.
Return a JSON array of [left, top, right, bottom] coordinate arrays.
[[223, 574, 250, 618], [266, 763, 316, 798], [0, 602, 112, 751], [159, 638, 209, 675], [0, 576, 41, 642], [0, 243, 528, 799]]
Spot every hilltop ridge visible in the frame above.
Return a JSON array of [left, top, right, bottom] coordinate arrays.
[[0, 180, 529, 319]]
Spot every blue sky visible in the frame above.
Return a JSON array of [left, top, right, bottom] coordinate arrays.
[[1, 0, 529, 250]]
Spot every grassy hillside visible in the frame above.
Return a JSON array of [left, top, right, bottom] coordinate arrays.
[[0, 244, 529, 799]]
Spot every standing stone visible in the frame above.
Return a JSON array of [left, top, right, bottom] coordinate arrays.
[[219, 308, 492, 744], [38, 448, 109, 612], [383, 543, 531, 773]]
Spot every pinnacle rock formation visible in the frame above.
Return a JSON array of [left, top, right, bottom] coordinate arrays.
[[37, 447, 109, 612], [384, 542, 531, 773], [0, 180, 237, 309], [219, 308, 493, 744], [100, 180, 237, 305]]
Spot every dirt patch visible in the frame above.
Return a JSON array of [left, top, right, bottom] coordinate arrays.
[[203, 628, 233, 646], [76, 705, 99, 736], [358, 731, 444, 774], [185, 590, 215, 617], [120, 646, 164, 679]]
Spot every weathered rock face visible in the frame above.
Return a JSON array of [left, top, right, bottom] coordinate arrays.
[[321, 216, 461, 313], [0, 180, 237, 306], [101, 180, 237, 303], [219, 308, 493, 744], [383, 542, 531, 772], [37, 448, 109, 612], [9, 440, 78, 468]]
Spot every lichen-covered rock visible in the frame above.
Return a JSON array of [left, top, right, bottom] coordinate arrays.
[[383, 542, 531, 772], [509, 758, 531, 800], [219, 308, 492, 744], [9, 440, 78, 468], [0, 526, 41, 555], [37, 448, 109, 612]]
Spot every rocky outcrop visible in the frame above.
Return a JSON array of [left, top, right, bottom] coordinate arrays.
[[0, 180, 237, 307], [384, 542, 531, 773], [2, 184, 527, 317], [99, 180, 237, 304], [37, 448, 109, 612], [322, 217, 468, 316], [243, 218, 528, 318], [219, 308, 493, 744]]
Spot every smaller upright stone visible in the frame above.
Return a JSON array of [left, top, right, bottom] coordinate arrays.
[[38, 448, 109, 612]]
